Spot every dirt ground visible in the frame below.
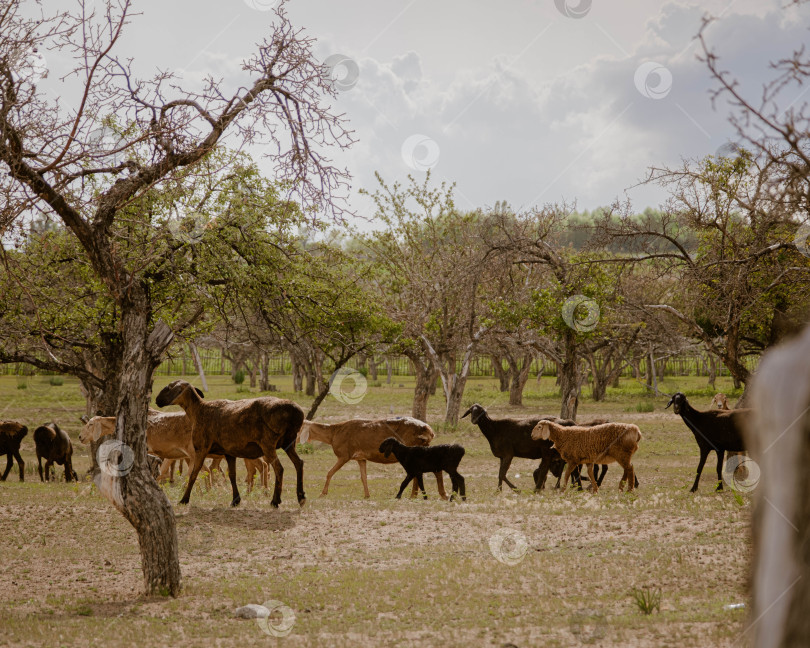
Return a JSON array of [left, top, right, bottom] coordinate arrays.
[[0, 374, 752, 647]]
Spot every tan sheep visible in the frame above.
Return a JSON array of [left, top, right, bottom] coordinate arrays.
[[531, 419, 642, 493], [710, 393, 731, 410], [299, 417, 447, 499]]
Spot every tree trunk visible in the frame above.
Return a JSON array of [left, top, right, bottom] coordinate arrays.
[[491, 355, 509, 392], [428, 366, 439, 396], [507, 352, 533, 406], [648, 346, 659, 395], [385, 356, 393, 385], [259, 353, 270, 392], [707, 352, 717, 389], [559, 331, 580, 420], [188, 342, 209, 392], [99, 299, 180, 596], [408, 352, 433, 422], [368, 357, 378, 381]]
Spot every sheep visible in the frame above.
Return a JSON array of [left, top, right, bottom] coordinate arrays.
[[34, 422, 77, 482], [0, 421, 27, 481], [460, 403, 607, 492], [80, 412, 265, 490], [155, 379, 305, 508], [710, 393, 731, 410], [531, 420, 641, 493], [378, 437, 466, 501], [665, 392, 749, 492], [299, 417, 448, 500]]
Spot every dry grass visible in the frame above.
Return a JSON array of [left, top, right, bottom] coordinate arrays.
[[0, 373, 751, 647]]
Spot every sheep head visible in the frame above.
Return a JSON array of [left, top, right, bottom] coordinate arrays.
[[79, 416, 114, 444], [155, 380, 204, 408], [665, 392, 687, 414], [711, 393, 729, 409], [531, 421, 552, 441], [461, 403, 486, 425], [378, 437, 396, 457]]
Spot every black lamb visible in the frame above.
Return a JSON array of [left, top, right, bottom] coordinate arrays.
[[666, 392, 748, 492], [34, 422, 78, 482], [0, 421, 28, 481], [378, 437, 466, 501]]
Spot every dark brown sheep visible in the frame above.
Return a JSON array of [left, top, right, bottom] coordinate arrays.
[[0, 421, 28, 481], [34, 422, 77, 482], [155, 379, 305, 508]]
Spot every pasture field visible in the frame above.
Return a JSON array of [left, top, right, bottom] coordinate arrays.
[[0, 373, 751, 647]]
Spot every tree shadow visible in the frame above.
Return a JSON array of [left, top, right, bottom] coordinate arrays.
[[175, 506, 299, 532]]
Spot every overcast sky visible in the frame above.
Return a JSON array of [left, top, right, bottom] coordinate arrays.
[[41, 0, 810, 221]]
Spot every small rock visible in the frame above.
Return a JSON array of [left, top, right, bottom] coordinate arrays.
[[104, 560, 111, 566], [234, 604, 270, 619]]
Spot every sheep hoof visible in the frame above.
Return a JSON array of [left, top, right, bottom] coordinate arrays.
[[230, 497, 241, 507], [270, 500, 280, 508], [179, 497, 190, 505], [298, 497, 306, 507]]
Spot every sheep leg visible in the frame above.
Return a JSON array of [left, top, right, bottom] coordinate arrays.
[[449, 470, 466, 501], [434, 471, 449, 500], [264, 447, 284, 508], [65, 456, 76, 483], [321, 457, 349, 496], [1, 454, 12, 481], [396, 474, 415, 499], [179, 451, 210, 504], [534, 459, 552, 491], [626, 464, 636, 493], [45, 459, 53, 482], [409, 476, 419, 498], [714, 449, 725, 491], [157, 460, 173, 484], [596, 464, 608, 487], [37, 455, 44, 482], [498, 456, 518, 491], [586, 463, 599, 494], [245, 460, 255, 494], [561, 464, 574, 492], [225, 455, 240, 507], [282, 444, 306, 506], [690, 448, 710, 493], [358, 460, 370, 498], [415, 473, 427, 499]]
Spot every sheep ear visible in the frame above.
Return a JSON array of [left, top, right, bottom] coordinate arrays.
[[80, 415, 89, 424], [460, 407, 472, 419], [665, 397, 674, 409], [299, 426, 309, 444], [195, 388, 204, 398]]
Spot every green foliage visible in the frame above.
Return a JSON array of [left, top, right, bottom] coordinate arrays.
[[631, 587, 661, 615], [49, 376, 64, 386], [233, 370, 245, 385]]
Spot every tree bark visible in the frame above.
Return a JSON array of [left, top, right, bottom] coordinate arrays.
[[506, 352, 533, 406], [97, 303, 181, 596], [559, 330, 580, 420], [491, 355, 509, 392], [188, 342, 209, 392], [368, 357, 378, 381], [407, 351, 433, 422]]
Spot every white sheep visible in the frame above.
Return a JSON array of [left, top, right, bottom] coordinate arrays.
[[531, 420, 642, 493]]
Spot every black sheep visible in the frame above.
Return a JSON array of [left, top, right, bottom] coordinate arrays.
[[666, 392, 748, 492], [34, 422, 77, 482], [379, 437, 466, 501], [0, 421, 28, 481], [461, 403, 608, 491]]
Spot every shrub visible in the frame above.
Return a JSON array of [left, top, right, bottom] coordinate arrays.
[[16, 382, 27, 390], [49, 376, 64, 386], [357, 367, 369, 377], [297, 442, 315, 454], [233, 369, 245, 385], [631, 587, 661, 615]]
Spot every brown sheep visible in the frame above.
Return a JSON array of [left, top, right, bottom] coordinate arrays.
[[34, 422, 78, 482], [0, 421, 28, 481], [532, 420, 642, 493], [155, 380, 305, 508], [299, 417, 448, 499]]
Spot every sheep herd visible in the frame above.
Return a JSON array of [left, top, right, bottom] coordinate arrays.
[[0, 379, 751, 505]]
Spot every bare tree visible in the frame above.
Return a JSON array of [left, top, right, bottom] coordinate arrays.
[[0, 0, 351, 595]]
